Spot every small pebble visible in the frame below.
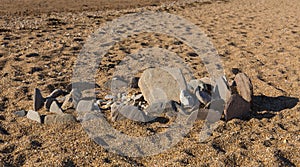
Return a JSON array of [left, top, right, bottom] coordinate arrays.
[[14, 110, 27, 117]]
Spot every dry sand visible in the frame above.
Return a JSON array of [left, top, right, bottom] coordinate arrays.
[[0, 0, 299, 166]]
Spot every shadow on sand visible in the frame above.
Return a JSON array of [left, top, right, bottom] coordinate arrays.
[[251, 95, 299, 119]]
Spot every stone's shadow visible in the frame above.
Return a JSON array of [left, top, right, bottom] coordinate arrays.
[[251, 95, 299, 119]]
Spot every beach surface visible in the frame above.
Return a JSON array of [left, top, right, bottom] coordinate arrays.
[[0, 0, 299, 166]]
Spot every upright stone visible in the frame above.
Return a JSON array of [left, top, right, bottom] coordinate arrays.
[[33, 88, 44, 111], [234, 73, 253, 102], [49, 101, 64, 115]]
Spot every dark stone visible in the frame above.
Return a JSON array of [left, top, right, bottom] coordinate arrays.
[[33, 88, 44, 111], [224, 94, 250, 121]]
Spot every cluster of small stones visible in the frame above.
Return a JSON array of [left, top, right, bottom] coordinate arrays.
[[14, 87, 77, 124]]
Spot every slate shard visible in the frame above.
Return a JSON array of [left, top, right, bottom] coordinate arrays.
[[33, 88, 45, 111]]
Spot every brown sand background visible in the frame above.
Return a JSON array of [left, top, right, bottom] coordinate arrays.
[[0, 0, 299, 166]]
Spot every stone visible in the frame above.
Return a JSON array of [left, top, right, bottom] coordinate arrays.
[[206, 99, 225, 113], [224, 94, 250, 121], [138, 68, 186, 104], [26, 110, 41, 123], [145, 100, 176, 117], [46, 89, 65, 98], [111, 77, 128, 93], [49, 101, 64, 115], [214, 76, 231, 102], [130, 77, 139, 88], [104, 95, 115, 100], [195, 87, 211, 105], [33, 88, 44, 111], [44, 98, 57, 110], [71, 89, 81, 108], [188, 78, 212, 93], [61, 94, 73, 110], [14, 110, 27, 117], [133, 94, 143, 101], [111, 103, 125, 121], [233, 73, 253, 102], [180, 90, 195, 107], [76, 100, 95, 113], [44, 114, 76, 124], [118, 105, 154, 122]]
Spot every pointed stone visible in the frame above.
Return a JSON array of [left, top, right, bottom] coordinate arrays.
[[33, 88, 44, 111], [224, 94, 250, 121], [234, 73, 253, 102], [214, 76, 231, 102], [44, 114, 76, 124], [49, 101, 64, 115], [26, 110, 41, 123]]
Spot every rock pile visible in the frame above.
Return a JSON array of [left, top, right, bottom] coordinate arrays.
[[16, 67, 253, 124], [15, 87, 77, 124]]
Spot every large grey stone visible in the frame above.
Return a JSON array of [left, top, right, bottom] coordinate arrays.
[[49, 101, 64, 115], [224, 94, 250, 121], [33, 88, 44, 111], [44, 114, 76, 124], [138, 68, 186, 104], [234, 73, 253, 102], [26, 110, 41, 123]]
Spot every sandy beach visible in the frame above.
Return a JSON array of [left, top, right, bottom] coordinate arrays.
[[0, 0, 299, 166]]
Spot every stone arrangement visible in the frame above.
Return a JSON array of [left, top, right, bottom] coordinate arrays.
[[15, 67, 253, 124]]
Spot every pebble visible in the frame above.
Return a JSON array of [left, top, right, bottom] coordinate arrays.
[[104, 95, 115, 100], [14, 110, 27, 117], [33, 88, 44, 111], [49, 101, 64, 115], [44, 114, 76, 124], [26, 110, 41, 123], [61, 94, 73, 110], [224, 94, 250, 121], [133, 94, 143, 101]]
